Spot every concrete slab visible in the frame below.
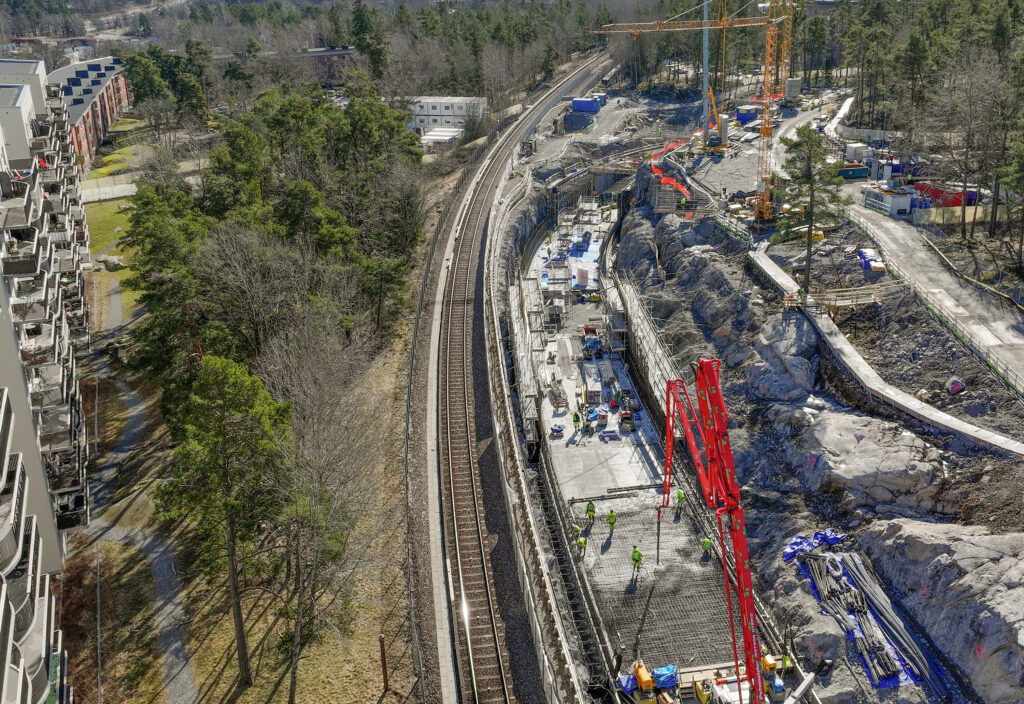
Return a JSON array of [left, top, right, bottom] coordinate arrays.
[[523, 198, 746, 673], [573, 495, 741, 670]]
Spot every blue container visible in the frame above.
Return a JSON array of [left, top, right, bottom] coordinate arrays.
[[592, 92, 607, 106], [572, 98, 600, 113]]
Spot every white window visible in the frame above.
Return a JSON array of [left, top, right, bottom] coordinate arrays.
[[444, 105, 451, 110], [456, 104, 464, 111], [431, 105, 437, 110], [431, 118, 438, 123]]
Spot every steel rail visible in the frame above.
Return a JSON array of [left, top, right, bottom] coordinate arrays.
[[438, 54, 607, 704]]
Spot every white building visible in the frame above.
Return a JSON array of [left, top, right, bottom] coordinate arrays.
[[410, 96, 487, 131]]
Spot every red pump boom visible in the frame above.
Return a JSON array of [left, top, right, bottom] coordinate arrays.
[[664, 359, 765, 704]]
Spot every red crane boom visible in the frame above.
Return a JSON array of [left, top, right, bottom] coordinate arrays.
[[664, 360, 765, 704]]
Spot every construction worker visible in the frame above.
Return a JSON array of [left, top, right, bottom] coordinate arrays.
[[572, 523, 582, 540], [702, 537, 713, 557], [577, 535, 587, 556], [572, 412, 580, 432], [608, 510, 617, 533], [586, 501, 596, 524], [677, 488, 685, 508], [631, 545, 643, 575]]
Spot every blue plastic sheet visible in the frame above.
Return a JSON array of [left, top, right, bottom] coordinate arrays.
[[617, 674, 637, 695], [652, 664, 678, 690], [783, 529, 847, 561]]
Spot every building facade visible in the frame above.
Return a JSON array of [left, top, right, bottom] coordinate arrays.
[[0, 57, 83, 704], [46, 58, 130, 174], [411, 96, 487, 131]]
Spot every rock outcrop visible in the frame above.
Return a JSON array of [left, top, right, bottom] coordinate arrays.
[[859, 520, 1024, 704]]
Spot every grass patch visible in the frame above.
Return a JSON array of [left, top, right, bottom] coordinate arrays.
[[108, 117, 147, 134], [86, 199, 132, 255], [62, 541, 167, 704], [87, 145, 140, 180]]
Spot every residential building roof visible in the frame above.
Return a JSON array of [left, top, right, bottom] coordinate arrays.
[[46, 56, 123, 125], [0, 60, 44, 77], [0, 85, 26, 108]]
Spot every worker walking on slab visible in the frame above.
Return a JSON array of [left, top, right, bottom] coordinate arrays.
[[631, 545, 643, 576], [586, 501, 595, 525], [577, 535, 587, 557], [573, 412, 580, 433], [676, 488, 685, 517], [702, 537, 713, 558], [608, 510, 616, 533]]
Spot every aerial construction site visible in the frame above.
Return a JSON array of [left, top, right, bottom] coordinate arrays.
[[408, 3, 1024, 704]]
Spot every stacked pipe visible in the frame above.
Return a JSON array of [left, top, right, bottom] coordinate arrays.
[[839, 554, 949, 702], [798, 554, 899, 686]]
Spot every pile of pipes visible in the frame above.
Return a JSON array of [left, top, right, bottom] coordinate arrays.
[[800, 553, 899, 685], [798, 552, 949, 700]]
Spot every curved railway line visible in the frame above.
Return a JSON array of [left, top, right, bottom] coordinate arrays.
[[437, 54, 606, 704]]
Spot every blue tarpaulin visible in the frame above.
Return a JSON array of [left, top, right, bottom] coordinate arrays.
[[783, 529, 847, 561], [617, 674, 637, 695], [652, 665, 678, 690]]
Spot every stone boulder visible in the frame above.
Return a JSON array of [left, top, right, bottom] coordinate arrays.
[[859, 520, 1024, 704], [746, 312, 819, 402]]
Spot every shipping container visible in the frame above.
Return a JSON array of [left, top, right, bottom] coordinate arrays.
[[572, 98, 601, 113], [838, 162, 869, 179], [913, 182, 977, 207], [736, 105, 759, 124], [592, 92, 608, 106]]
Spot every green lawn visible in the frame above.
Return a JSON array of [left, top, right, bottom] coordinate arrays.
[[87, 144, 140, 180], [86, 199, 132, 255], [108, 117, 147, 134]]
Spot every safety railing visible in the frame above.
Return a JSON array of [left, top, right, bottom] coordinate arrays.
[[846, 210, 1024, 398]]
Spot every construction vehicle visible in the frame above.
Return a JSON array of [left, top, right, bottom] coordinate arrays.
[[664, 359, 766, 703]]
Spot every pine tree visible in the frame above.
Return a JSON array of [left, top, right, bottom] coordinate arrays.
[[777, 124, 848, 292]]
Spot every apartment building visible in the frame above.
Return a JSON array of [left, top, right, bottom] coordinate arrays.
[[0, 58, 92, 547], [46, 57, 130, 174], [410, 96, 487, 131], [0, 60, 81, 704]]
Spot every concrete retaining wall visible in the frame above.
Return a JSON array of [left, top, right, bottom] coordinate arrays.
[[747, 245, 1024, 457]]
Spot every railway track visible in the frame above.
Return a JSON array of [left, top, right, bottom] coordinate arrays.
[[437, 54, 606, 704]]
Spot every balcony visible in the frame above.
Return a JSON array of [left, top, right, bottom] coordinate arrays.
[[3, 650, 27, 704], [28, 365, 67, 412], [48, 249, 77, 277], [0, 390, 12, 463], [18, 320, 56, 367], [47, 631, 66, 704], [10, 518, 39, 641], [0, 455, 28, 574], [17, 556, 51, 704], [0, 589, 14, 697], [10, 275, 58, 326], [1, 231, 41, 278]]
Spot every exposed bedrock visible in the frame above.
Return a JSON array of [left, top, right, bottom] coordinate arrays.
[[860, 520, 1024, 704]]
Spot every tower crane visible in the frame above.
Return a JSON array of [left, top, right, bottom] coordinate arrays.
[[595, 1, 791, 222]]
